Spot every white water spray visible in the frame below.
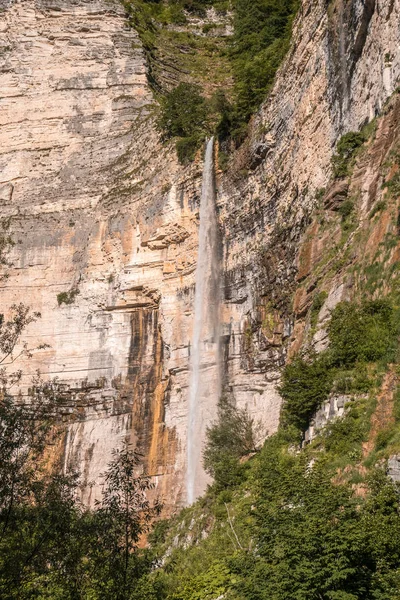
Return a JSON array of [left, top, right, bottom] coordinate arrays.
[[187, 137, 221, 505]]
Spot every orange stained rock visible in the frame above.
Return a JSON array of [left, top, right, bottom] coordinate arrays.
[[364, 208, 392, 261], [287, 320, 306, 359], [362, 367, 398, 458], [292, 286, 308, 317], [297, 221, 320, 282]]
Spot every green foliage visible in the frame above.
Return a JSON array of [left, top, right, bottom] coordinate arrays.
[[328, 299, 397, 367], [279, 353, 334, 430], [176, 135, 202, 164], [151, 0, 299, 155], [227, 440, 400, 600], [338, 198, 355, 221], [203, 397, 259, 490], [369, 200, 386, 219], [332, 131, 366, 178], [0, 390, 81, 599], [281, 298, 400, 432], [0, 401, 161, 599], [57, 288, 79, 306], [171, 560, 232, 600], [322, 400, 369, 458], [158, 84, 235, 163], [158, 83, 207, 139], [332, 363, 373, 395], [384, 171, 400, 197], [147, 420, 400, 600], [229, 0, 299, 133], [310, 290, 328, 328], [158, 83, 211, 164], [86, 444, 162, 600]]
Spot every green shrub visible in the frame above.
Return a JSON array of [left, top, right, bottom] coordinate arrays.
[[338, 198, 355, 221], [203, 397, 259, 490], [328, 299, 396, 367], [369, 200, 386, 219], [218, 149, 229, 171], [281, 298, 400, 432], [158, 83, 207, 139], [168, 4, 187, 24], [323, 404, 368, 456], [375, 428, 394, 451], [310, 290, 328, 328], [332, 131, 366, 178], [176, 135, 202, 164], [333, 363, 373, 394], [384, 171, 400, 197], [57, 289, 79, 306], [202, 23, 217, 33], [279, 353, 334, 431]]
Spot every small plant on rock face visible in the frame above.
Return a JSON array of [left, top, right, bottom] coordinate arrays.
[[310, 290, 328, 328], [57, 288, 80, 306], [338, 198, 355, 221], [332, 131, 366, 178], [369, 200, 386, 219], [0, 218, 14, 281], [384, 171, 400, 198]]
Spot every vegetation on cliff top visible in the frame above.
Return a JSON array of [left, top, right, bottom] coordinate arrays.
[[123, 0, 299, 162]]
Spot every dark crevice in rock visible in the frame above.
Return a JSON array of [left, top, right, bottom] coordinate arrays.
[[349, 0, 376, 80]]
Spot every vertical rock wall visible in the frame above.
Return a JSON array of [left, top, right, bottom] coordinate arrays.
[[0, 0, 399, 509], [218, 0, 399, 432]]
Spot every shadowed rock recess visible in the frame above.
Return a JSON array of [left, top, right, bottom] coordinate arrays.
[[0, 0, 399, 511]]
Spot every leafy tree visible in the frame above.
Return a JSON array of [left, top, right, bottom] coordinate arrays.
[[0, 220, 162, 598], [86, 444, 162, 599], [227, 435, 400, 600], [158, 83, 207, 140], [203, 397, 261, 490], [279, 353, 333, 431], [361, 470, 400, 599], [0, 385, 82, 599], [328, 299, 397, 367]]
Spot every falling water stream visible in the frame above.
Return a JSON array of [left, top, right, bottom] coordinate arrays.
[[187, 137, 221, 505]]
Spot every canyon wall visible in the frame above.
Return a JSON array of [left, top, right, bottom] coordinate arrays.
[[0, 0, 399, 509]]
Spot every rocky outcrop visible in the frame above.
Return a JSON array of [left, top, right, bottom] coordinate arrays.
[[0, 0, 399, 509]]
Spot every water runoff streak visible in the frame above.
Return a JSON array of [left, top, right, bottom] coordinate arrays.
[[187, 137, 221, 505]]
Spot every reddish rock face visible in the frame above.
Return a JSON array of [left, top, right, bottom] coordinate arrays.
[[0, 0, 398, 512]]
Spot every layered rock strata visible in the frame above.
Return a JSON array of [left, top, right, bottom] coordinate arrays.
[[0, 0, 399, 509]]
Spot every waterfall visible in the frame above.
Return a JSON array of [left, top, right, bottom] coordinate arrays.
[[186, 137, 221, 505]]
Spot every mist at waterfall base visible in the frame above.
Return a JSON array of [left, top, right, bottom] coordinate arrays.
[[186, 138, 222, 506]]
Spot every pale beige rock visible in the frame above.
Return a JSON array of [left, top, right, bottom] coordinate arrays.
[[0, 0, 399, 510]]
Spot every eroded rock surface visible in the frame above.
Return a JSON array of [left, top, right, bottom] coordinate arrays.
[[0, 0, 399, 509]]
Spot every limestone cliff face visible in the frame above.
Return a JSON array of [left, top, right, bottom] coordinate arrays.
[[0, 0, 399, 510], [219, 0, 399, 444]]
